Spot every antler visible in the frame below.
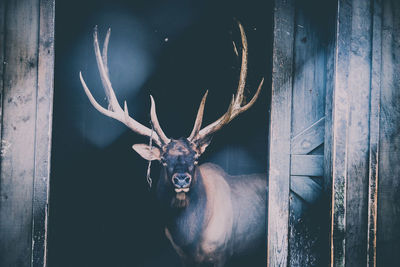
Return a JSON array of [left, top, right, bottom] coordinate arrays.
[[79, 26, 170, 147], [188, 22, 264, 143]]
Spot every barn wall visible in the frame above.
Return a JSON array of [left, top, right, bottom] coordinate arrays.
[[268, 0, 335, 266], [326, 0, 400, 266], [0, 1, 54, 266], [269, 0, 400, 266], [376, 0, 400, 265]]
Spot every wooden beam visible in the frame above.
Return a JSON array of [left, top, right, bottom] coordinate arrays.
[[31, 0, 55, 266], [376, 0, 400, 266], [267, 0, 295, 266], [291, 117, 325, 155], [291, 176, 322, 204], [330, 0, 373, 266], [366, 1, 382, 266], [0, 0, 40, 266], [291, 155, 324, 177]]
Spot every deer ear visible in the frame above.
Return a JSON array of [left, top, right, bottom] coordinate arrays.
[[132, 144, 161, 161]]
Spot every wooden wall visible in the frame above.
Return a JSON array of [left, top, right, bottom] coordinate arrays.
[[268, 0, 334, 266], [329, 0, 400, 266], [269, 0, 400, 266], [0, 1, 55, 266]]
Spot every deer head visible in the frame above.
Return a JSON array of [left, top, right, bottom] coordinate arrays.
[[79, 22, 263, 198]]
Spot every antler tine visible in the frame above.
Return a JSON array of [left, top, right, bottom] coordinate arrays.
[[197, 94, 236, 138], [188, 90, 209, 141], [102, 28, 111, 77], [79, 27, 163, 147], [93, 26, 120, 111], [150, 95, 170, 145], [234, 21, 248, 108], [193, 21, 263, 143]]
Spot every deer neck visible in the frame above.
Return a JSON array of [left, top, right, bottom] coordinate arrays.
[[163, 167, 207, 249]]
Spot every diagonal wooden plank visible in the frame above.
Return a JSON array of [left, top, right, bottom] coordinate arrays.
[[291, 117, 325, 154], [290, 176, 322, 204], [291, 155, 324, 176]]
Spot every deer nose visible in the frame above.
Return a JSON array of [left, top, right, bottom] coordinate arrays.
[[172, 173, 191, 188]]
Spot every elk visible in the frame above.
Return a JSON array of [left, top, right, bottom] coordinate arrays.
[[79, 23, 266, 267]]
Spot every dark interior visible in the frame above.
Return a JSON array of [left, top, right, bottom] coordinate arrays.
[[49, 0, 272, 266]]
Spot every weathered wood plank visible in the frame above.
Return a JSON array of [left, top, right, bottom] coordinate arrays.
[[367, 0, 382, 266], [291, 117, 325, 155], [377, 1, 400, 266], [268, 0, 295, 266], [291, 155, 323, 177], [291, 6, 327, 139], [0, 0, 40, 266], [31, 0, 55, 266], [330, 1, 373, 266], [291, 176, 322, 204], [0, 0, 5, 139], [288, 1, 334, 266], [344, 1, 372, 266], [330, 0, 352, 265]]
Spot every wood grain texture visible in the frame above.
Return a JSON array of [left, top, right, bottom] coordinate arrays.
[[31, 0, 55, 266], [330, 1, 373, 266], [0, 0, 40, 266], [287, 0, 332, 265], [377, 0, 400, 266], [267, 0, 295, 266], [0, 0, 5, 139], [344, 1, 372, 266], [291, 155, 323, 177], [330, 0, 352, 265], [291, 117, 325, 155], [291, 176, 322, 204], [367, 0, 382, 266]]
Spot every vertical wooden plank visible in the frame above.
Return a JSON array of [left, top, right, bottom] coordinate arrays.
[[344, 1, 372, 266], [367, 0, 382, 266], [330, 0, 352, 266], [0, 0, 5, 138], [288, 1, 334, 265], [268, 0, 295, 266], [377, 0, 400, 266], [330, 0, 373, 266], [31, 0, 55, 266], [324, 6, 336, 265], [291, 2, 326, 138], [0, 0, 40, 266]]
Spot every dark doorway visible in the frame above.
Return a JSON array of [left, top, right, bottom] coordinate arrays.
[[49, 0, 272, 266]]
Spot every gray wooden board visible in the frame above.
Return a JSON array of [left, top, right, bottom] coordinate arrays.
[[324, 4, 335, 266], [377, 1, 400, 266], [268, 0, 295, 266], [291, 117, 325, 155], [288, 1, 329, 265], [0, 0, 40, 266], [0, 0, 5, 140], [330, 0, 373, 266], [291, 155, 323, 177], [291, 176, 322, 204], [343, 1, 372, 266], [367, 0, 382, 266], [291, 5, 326, 138], [330, 0, 352, 265], [31, 0, 55, 266]]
